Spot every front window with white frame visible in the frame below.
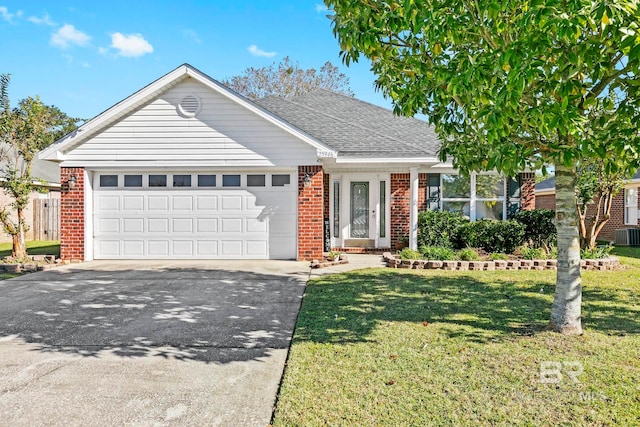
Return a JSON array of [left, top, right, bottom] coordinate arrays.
[[441, 173, 508, 220], [624, 187, 638, 225]]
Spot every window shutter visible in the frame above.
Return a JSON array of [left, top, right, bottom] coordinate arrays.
[[427, 174, 440, 210]]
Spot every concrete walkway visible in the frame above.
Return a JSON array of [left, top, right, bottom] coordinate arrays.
[[0, 256, 385, 426]]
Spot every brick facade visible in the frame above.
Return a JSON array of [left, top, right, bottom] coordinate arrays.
[[520, 172, 536, 211], [298, 165, 324, 260], [390, 173, 411, 249], [534, 189, 640, 241], [60, 167, 85, 261]]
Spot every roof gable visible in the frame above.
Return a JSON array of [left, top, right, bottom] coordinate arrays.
[[39, 64, 335, 161]]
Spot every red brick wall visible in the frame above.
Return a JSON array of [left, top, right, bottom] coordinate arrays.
[[298, 165, 324, 260], [534, 190, 640, 242], [520, 172, 535, 211], [418, 173, 428, 210], [536, 194, 556, 210], [323, 173, 330, 221], [60, 167, 85, 261], [391, 173, 410, 248]]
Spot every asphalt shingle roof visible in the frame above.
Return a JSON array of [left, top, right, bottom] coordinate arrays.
[[254, 89, 441, 158]]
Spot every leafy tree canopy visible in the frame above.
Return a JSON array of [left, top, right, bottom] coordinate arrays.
[[327, 0, 640, 177], [222, 56, 354, 99]]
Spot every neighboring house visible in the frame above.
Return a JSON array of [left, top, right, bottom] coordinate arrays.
[[535, 172, 640, 242], [0, 157, 60, 243], [38, 64, 535, 261]]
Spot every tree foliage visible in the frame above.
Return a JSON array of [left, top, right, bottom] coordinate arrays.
[[327, 0, 640, 334], [222, 56, 354, 99], [0, 74, 81, 258]]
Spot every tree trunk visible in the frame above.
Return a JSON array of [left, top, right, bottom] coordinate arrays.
[[550, 164, 583, 335], [12, 207, 27, 259]]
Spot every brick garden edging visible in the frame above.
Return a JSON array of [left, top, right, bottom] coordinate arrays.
[[383, 252, 621, 271]]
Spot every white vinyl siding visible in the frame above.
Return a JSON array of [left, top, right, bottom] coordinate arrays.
[[64, 80, 317, 167]]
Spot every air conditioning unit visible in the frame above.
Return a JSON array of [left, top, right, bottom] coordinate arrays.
[[615, 228, 640, 246]]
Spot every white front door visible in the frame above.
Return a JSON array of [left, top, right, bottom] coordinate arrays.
[[331, 174, 390, 248]]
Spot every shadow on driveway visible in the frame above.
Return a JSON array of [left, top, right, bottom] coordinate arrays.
[[0, 262, 307, 364]]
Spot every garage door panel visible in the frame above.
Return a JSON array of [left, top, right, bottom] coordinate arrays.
[[148, 218, 169, 233], [96, 218, 119, 234], [148, 196, 169, 211], [94, 173, 296, 259], [123, 240, 144, 256], [172, 196, 193, 210], [196, 196, 218, 211], [148, 240, 170, 256], [172, 218, 193, 233], [172, 240, 193, 256], [123, 218, 144, 233], [123, 196, 144, 211], [196, 218, 217, 233]]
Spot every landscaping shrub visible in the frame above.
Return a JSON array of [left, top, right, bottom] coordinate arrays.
[[417, 210, 468, 248], [490, 252, 509, 261], [419, 245, 456, 260], [457, 220, 525, 254], [519, 246, 547, 260], [514, 209, 557, 249], [457, 248, 481, 261], [398, 248, 422, 260], [581, 245, 612, 259]]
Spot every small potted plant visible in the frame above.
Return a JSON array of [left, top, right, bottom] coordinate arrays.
[[395, 235, 409, 250], [327, 251, 341, 262]]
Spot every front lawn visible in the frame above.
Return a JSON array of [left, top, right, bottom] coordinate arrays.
[[273, 253, 640, 425], [0, 240, 60, 258]]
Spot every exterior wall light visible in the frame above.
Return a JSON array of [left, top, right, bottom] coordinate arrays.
[[68, 174, 77, 190], [303, 173, 312, 188]]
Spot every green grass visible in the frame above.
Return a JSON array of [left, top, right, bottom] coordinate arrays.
[[273, 253, 640, 426], [0, 240, 60, 258]]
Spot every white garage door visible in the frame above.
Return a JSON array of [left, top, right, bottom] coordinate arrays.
[[93, 172, 297, 259]]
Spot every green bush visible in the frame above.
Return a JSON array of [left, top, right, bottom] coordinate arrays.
[[417, 210, 468, 249], [419, 245, 456, 260], [398, 248, 422, 260], [519, 246, 547, 260], [513, 209, 557, 249], [457, 248, 481, 261], [457, 220, 525, 254], [581, 245, 612, 259], [490, 252, 509, 261]]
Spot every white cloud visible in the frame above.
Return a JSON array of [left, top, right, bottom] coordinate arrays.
[[183, 29, 202, 44], [28, 14, 57, 26], [110, 32, 153, 57], [51, 24, 91, 48], [248, 44, 276, 58], [0, 6, 16, 23], [315, 3, 329, 13]]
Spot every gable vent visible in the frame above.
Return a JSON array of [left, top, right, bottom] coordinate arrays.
[[177, 94, 201, 117]]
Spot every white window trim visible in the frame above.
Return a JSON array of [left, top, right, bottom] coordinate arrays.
[[624, 187, 638, 225], [441, 173, 508, 220]]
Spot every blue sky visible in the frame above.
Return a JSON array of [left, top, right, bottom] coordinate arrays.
[[0, 1, 389, 119]]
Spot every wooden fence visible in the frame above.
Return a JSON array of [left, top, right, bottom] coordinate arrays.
[[33, 198, 60, 241]]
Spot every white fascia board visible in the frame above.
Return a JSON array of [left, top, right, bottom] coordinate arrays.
[[335, 157, 440, 164], [38, 64, 337, 162]]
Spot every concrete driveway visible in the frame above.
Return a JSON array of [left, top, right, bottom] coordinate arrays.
[[0, 260, 311, 426]]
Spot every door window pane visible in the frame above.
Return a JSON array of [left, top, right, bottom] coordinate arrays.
[[149, 175, 167, 187], [223, 174, 241, 187], [379, 181, 386, 238], [124, 175, 142, 187], [350, 182, 369, 238], [247, 174, 266, 187], [173, 174, 191, 187], [272, 174, 291, 186], [198, 175, 216, 187], [100, 175, 118, 187]]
